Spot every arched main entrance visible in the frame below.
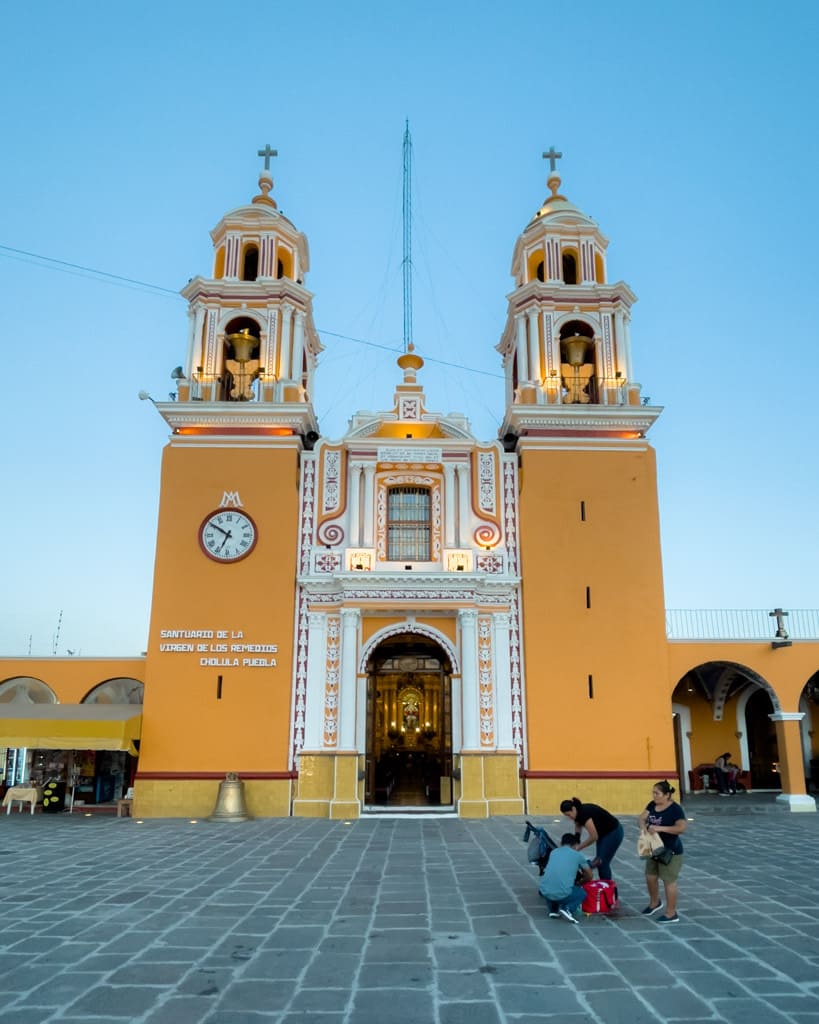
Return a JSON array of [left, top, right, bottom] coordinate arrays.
[[363, 633, 453, 811]]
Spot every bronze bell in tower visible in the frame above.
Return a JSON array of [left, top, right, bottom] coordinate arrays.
[[208, 771, 252, 822], [227, 327, 257, 364], [562, 334, 590, 367]]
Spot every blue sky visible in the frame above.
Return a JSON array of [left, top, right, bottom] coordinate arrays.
[[3, 1, 818, 656]]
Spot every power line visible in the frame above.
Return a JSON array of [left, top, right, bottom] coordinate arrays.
[[0, 244, 179, 296], [1, 243, 504, 381]]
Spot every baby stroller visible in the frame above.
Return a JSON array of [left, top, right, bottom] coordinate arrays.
[[522, 819, 558, 876]]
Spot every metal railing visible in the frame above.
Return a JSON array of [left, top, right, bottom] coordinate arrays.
[[665, 608, 819, 641]]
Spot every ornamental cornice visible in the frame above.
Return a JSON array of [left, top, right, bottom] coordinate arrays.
[[506, 280, 637, 311], [181, 277, 314, 306], [345, 415, 475, 442], [502, 404, 662, 437], [297, 575, 519, 602], [154, 400, 318, 434]]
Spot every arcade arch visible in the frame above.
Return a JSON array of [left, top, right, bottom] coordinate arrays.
[[672, 661, 784, 793]]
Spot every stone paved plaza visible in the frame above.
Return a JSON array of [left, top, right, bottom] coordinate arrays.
[[0, 799, 817, 1023]]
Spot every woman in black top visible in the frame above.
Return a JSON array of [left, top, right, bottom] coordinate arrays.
[[560, 796, 624, 880]]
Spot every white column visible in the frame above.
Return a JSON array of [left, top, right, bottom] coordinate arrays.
[[527, 309, 541, 383], [492, 613, 514, 749], [348, 463, 362, 547], [338, 609, 360, 750], [459, 609, 479, 749], [186, 304, 204, 379], [456, 463, 470, 548], [451, 673, 462, 755], [201, 309, 215, 377], [623, 312, 634, 383], [613, 310, 624, 378], [291, 310, 306, 387], [301, 612, 327, 749], [262, 308, 278, 382], [362, 464, 376, 546], [279, 303, 294, 379], [515, 314, 528, 384], [444, 463, 456, 547]]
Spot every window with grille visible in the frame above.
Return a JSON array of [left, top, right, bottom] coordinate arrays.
[[387, 487, 431, 561]]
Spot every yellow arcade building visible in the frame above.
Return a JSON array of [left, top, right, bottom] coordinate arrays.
[[1, 155, 817, 818]]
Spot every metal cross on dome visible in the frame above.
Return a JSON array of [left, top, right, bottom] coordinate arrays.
[[257, 144, 278, 170], [542, 146, 563, 172]]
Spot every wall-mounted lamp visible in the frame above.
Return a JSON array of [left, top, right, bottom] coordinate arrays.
[[137, 390, 157, 407]]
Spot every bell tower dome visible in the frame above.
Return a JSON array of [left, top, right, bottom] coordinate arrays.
[[498, 150, 660, 442], [161, 145, 321, 440]]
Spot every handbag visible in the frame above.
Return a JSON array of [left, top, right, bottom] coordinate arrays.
[[638, 829, 673, 863]]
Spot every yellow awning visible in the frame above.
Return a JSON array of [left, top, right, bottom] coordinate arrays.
[[0, 704, 142, 756]]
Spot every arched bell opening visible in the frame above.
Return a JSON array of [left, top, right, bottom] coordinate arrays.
[[213, 245, 226, 280], [277, 246, 294, 280], [527, 249, 545, 283], [221, 317, 261, 402], [364, 633, 453, 810], [594, 251, 605, 284], [562, 248, 578, 284], [241, 244, 259, 281], [559, 319, 597, 404]]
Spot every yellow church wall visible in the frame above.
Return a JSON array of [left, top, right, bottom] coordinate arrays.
[[359, 614, 457, 649], [525, 777, 661, 818], [0, 658, 145, 702], [138, 442, 302, 786], [518, 445, 673, 780], [683, 700, 739, 769], [133, 777, 292, 819]]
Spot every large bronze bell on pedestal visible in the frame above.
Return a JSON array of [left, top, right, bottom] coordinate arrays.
[[208, 771, 252, 822]]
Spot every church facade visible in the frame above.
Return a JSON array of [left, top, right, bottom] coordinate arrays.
[[2, 156, 817, 817]]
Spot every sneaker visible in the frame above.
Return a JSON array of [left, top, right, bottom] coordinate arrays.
[[548, 911, 560, 919], [657, 914, 679, 923], [558, 907, 579, 923], [718, 792, 729, 797], [641, 904, 662, 916]]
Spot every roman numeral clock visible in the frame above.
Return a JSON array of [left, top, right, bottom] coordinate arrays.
[[198, 509, 258, 563]]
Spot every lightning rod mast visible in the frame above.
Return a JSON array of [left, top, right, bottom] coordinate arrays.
[[402, 119, 413, 353]]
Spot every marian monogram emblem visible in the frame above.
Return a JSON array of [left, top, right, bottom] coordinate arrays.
[[219, 491, 244, 508]]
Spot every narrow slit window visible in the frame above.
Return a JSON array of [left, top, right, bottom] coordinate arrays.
[[580, 500, 586, 521], [588, 674, 594, 699], [586, 586, 591, 609]]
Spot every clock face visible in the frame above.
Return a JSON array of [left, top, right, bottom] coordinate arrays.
[[199, 509, 258, 563]]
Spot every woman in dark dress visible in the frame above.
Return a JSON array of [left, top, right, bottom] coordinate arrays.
[[559, 796, 624, 880], [639, 779, 687, 923]]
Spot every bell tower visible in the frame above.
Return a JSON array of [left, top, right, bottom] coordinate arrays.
[[135, 150, 321, 818], [503, 152, 676, 813], [175, 147, 321, 419]]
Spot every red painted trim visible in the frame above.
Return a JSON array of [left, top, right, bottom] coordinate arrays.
[[136, 771, 297, 781], [520, 430, 643, 439], [176, 428, 297, 437], [521, 770, 678, 780]]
